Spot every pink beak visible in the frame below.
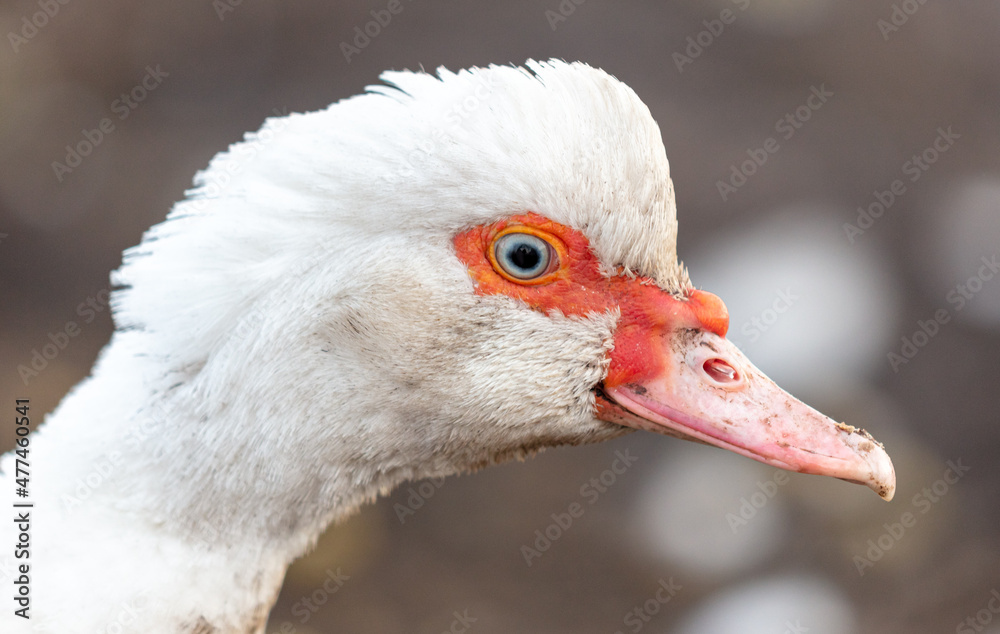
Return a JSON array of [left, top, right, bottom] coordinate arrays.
[[596, 289, 896, 501]]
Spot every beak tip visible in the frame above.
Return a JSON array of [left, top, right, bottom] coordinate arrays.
[[865, 464, 896, 501], [871, 458, 896, 502], [869, 468, 895, 501], [841, 423, 896, 501]]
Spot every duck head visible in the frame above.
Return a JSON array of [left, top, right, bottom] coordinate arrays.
[[113, 60, 894, 511]]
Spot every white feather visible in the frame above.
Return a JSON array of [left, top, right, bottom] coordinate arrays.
[[0, 60, 686, 633]]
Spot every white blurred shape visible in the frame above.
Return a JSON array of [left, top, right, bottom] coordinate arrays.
[[675, 574, 857, 634], [631, 444, 788, 580], [723, 0, 833, 37], [685, 206, 899, 395], [917, 177, 1000, 330]]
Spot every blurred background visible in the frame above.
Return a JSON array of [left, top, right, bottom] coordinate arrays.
[[1, 1, 999, 632]]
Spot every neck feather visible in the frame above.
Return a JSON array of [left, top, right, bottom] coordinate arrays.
[[0, 332, 419, 634]]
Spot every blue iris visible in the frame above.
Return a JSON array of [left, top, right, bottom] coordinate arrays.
[[494, 233, 551, 280]]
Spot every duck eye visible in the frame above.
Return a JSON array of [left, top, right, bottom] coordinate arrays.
[[494, 232, 554, 280]]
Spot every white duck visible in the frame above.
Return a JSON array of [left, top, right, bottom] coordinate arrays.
[[0, 60, 895, 634]]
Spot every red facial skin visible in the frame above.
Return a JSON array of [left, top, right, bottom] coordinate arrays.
[[453, 212, 729, 389], [454, 212, 897, 501]]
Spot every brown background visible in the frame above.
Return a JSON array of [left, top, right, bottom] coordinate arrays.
[[1, 1, 999, 632]]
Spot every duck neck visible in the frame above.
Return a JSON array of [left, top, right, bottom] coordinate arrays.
[[20, 332, 401, 633]]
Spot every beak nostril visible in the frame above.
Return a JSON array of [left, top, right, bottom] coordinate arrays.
[[703, 358, 739, 383]]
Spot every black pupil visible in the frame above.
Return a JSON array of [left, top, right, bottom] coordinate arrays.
[[511, 244, 540, 270]]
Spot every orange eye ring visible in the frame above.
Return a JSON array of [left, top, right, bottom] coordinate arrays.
[[487, 225, 568, 286]]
